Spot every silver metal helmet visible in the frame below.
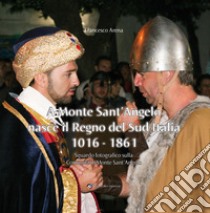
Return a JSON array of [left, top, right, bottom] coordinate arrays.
[[130, 16, 193, 73]]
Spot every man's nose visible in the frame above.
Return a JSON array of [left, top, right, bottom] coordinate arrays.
[[134, 73, 143, 87], [72, 73, 80, 87]]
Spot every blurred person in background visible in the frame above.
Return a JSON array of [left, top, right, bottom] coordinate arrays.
[[195, 73, 210, 98]]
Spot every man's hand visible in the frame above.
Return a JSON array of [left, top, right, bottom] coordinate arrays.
[[117, 101, 140, 132], [70, 158, 103, 192]]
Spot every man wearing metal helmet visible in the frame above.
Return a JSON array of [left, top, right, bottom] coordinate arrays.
[[118, 16, 210, 212], [0, 27, 103, 212]]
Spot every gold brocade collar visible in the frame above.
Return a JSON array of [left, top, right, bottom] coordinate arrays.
[[21, 102, 59, 139]]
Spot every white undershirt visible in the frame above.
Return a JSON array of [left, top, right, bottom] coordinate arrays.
[[17, 86, 61, 125], [18, 86, 55, 119]]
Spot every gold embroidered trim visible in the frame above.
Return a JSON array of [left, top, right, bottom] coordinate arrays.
[[21, 103, 59, 140], [60, 168, 79, 213], [21, 103, 71, 167], [2, 101, 59, 208]]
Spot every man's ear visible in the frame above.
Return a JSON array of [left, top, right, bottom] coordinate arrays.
[[164, 71, 174, 84], [33, 72, 48, 88]]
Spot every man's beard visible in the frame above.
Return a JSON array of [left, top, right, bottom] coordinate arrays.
[[47, 80, 73, 105]]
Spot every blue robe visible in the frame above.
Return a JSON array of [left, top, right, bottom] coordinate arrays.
[[0, 95, 63, 212]]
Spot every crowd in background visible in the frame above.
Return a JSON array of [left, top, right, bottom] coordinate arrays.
[[1, 56, 210, 107]]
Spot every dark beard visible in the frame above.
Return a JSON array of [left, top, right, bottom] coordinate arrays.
[[47, 77, 73, 105]]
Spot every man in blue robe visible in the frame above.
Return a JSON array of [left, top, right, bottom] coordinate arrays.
[[0, 27, 103, 213]]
